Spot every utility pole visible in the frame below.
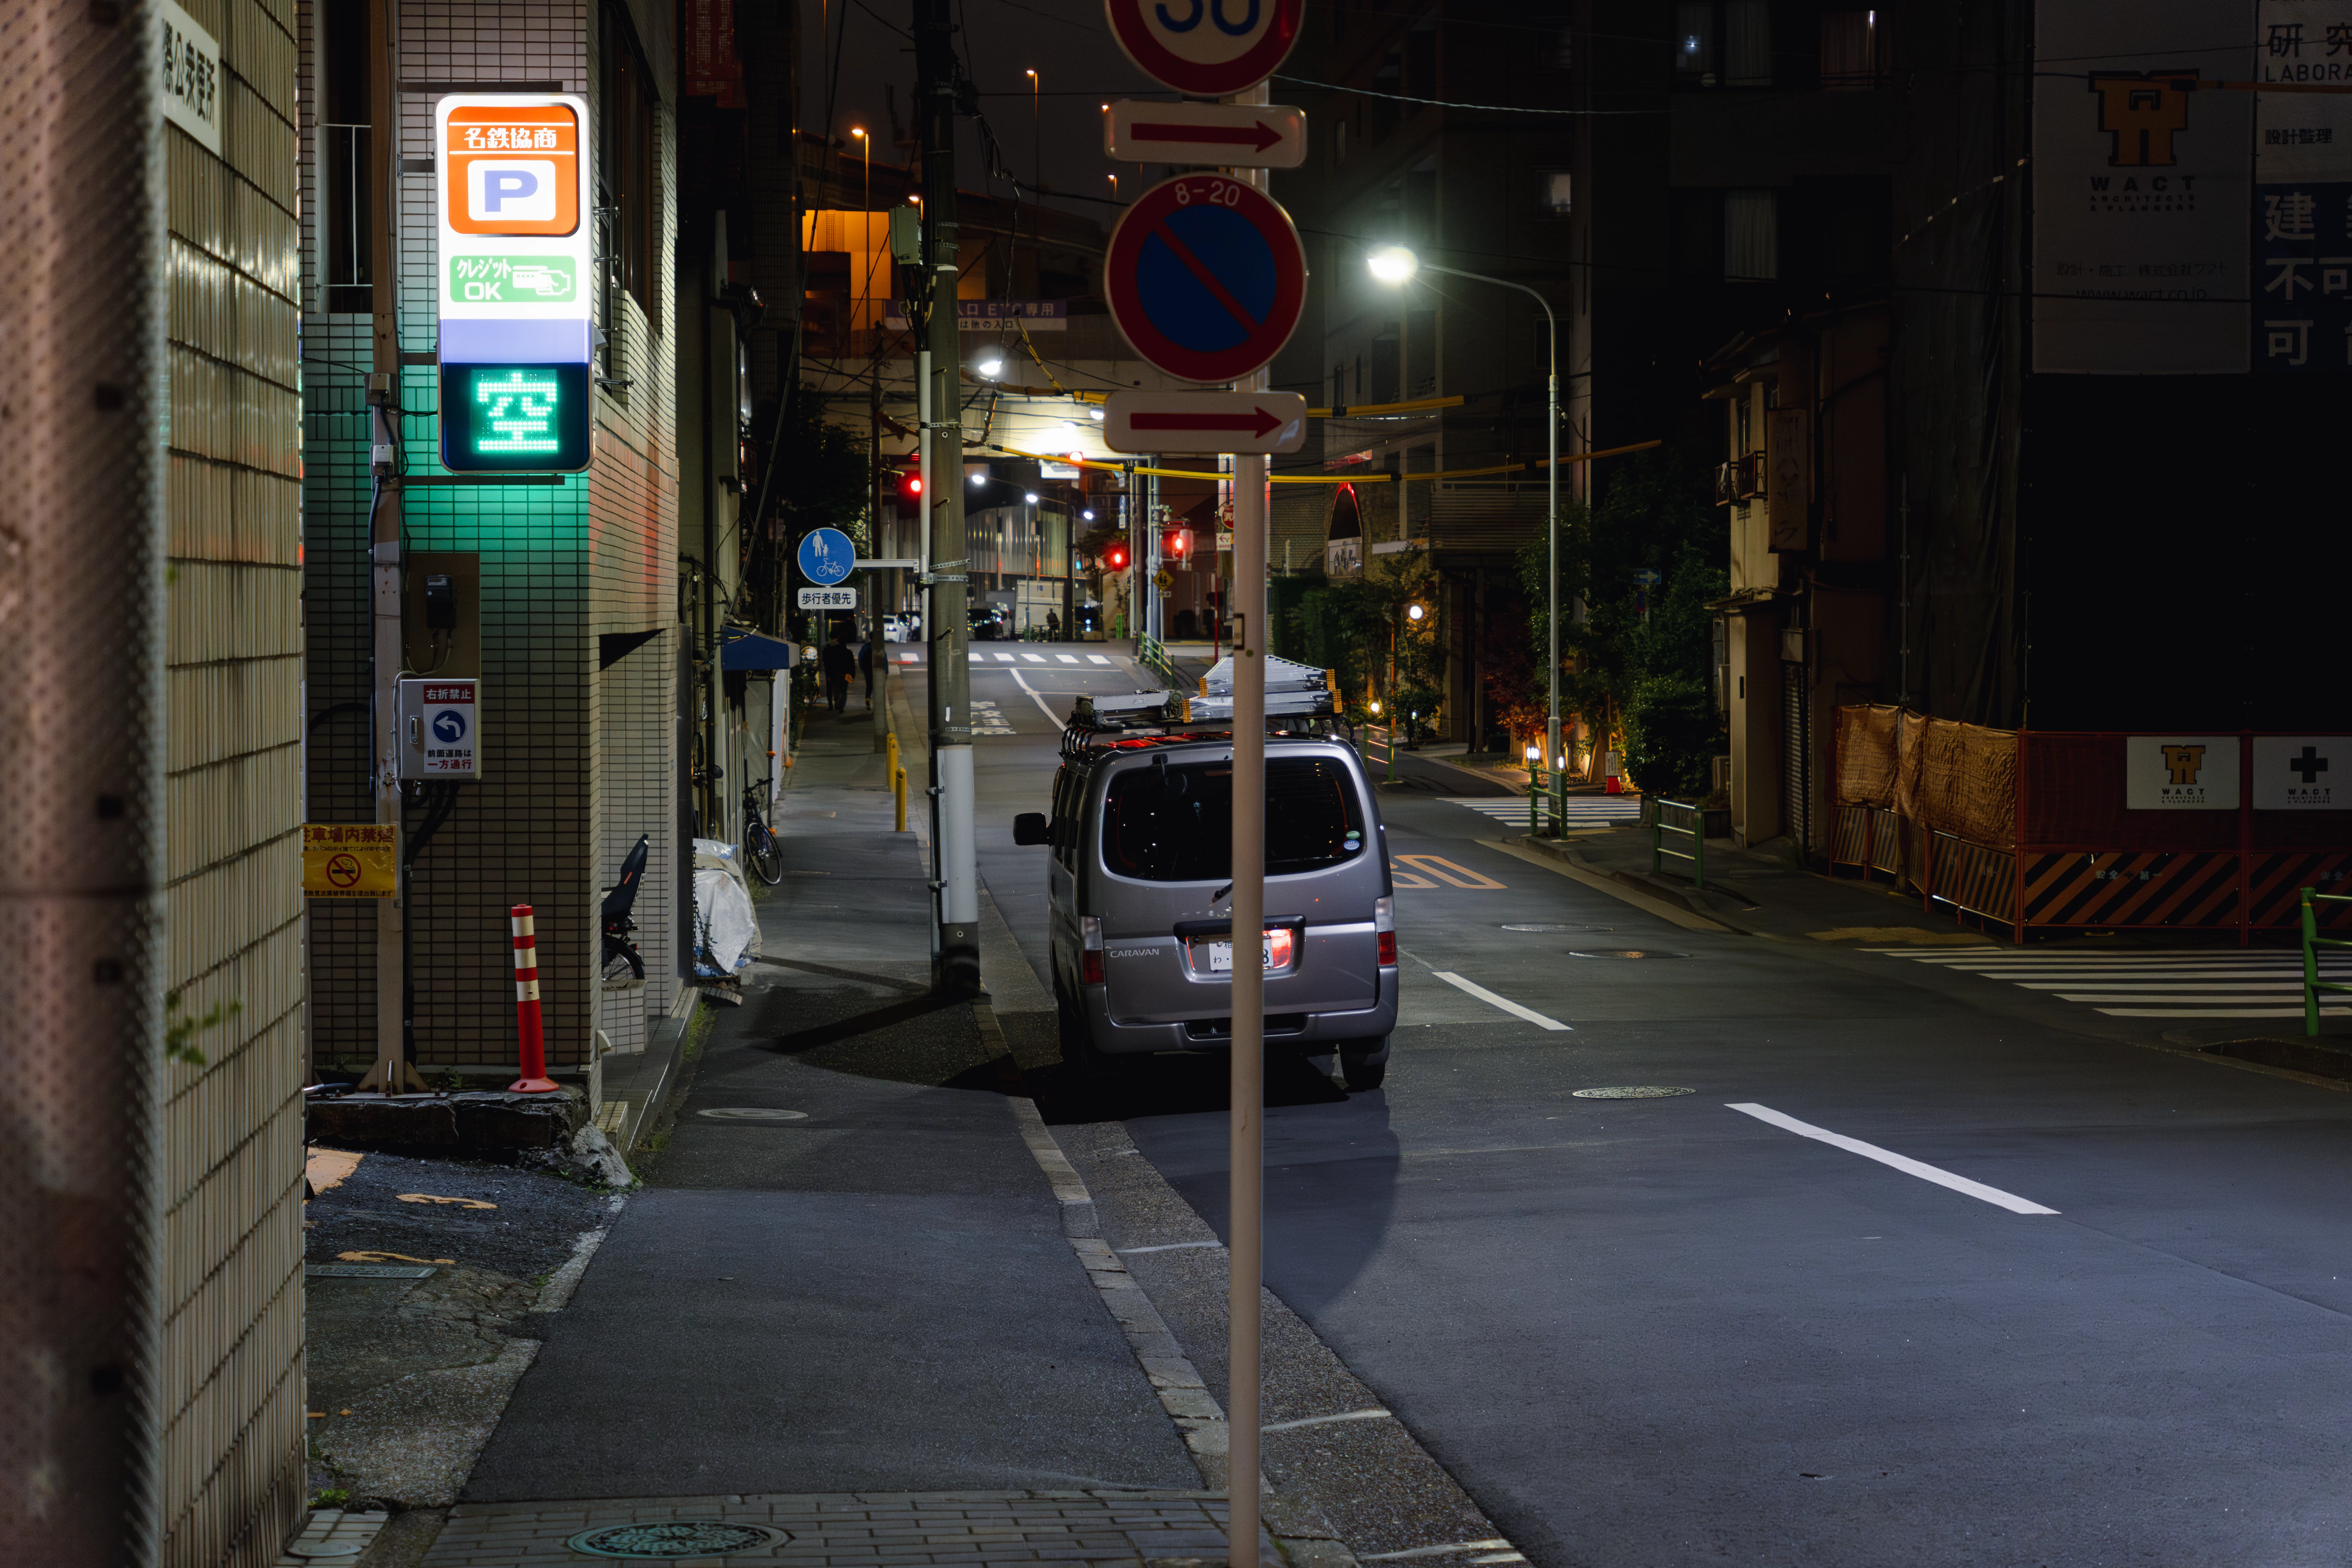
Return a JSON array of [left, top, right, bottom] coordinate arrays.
[[360, 0, 427, 1094], [0, 0, 169, 1553], [917, 0, 978, 994]]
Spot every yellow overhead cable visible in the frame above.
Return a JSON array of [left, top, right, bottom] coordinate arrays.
[[959, 380, 1466, 421], [984, 437, 1661, 486]]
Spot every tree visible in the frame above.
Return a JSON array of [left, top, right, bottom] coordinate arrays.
[[1515, 448, 1725, 771]]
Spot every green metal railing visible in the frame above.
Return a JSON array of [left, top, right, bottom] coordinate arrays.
[[1363, 723, 1397, 782], [1651, 798, 1706, 890], [2301, 886, 2352, 1037], [1136, 633, 1184, 695]]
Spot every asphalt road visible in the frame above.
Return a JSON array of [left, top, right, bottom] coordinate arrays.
[[922, 641, 2352, 1568]]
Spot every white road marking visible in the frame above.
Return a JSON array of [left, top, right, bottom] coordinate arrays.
[[1868, 947, 2352, 1019], [1443, 795, 1642, 824], [1087, 653, 1112, 664], [967, 652, 983, 664], [1022, 652, 1046, 663], [1119, 1239, 1225, 1254], [1430, 972, 1571, 1030], [1008, 668, 1067, 726], [1360, 1543, 1514, 1563], [1056, 653, 1080, 663], [1726, 1103, 2059, 1215], [993, 651, 1016, 662], [1261, 1408, 1392, 1433]]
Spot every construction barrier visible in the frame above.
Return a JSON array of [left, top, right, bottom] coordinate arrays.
[[1832, 707, 2351, 942]]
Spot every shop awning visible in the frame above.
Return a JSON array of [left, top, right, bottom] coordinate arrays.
[[720, 628, 797, 671]]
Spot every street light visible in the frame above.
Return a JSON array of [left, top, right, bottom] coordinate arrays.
[[1406, 602, 1425, 622], [977, 354, 1004, 379], [1369, 242, 1564, 829]]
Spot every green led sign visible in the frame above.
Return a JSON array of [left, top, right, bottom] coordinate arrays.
[[439, 363, 591, 472]]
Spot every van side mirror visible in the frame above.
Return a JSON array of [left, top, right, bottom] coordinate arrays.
[[1012, 812, 1051, 846]]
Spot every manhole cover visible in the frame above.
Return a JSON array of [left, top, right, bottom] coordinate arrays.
[[1568, 949, 1689, 959], [568, 1522, 784, 1559], [1572, 1086, 1695, 1099], [1500, 924, 1613, 933], [699, 1107, 811, 1122]]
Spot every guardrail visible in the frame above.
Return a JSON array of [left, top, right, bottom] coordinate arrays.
[[1651, 798, 1706, 889], [2303, 886, 2352, 1036], [1362, 723, 1397, 782]]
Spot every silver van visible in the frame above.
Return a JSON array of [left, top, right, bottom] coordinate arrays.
[[1013, 690, 1397, 1092]]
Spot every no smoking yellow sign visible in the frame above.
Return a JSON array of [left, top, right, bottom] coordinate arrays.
[[303, 824, 397, 899]]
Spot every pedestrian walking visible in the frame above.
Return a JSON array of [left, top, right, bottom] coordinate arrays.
[[820, 630, 856, 715], [858, 637, 874, 708]]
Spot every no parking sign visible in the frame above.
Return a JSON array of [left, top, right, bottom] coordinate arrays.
[[1104, 174, 1308, 385]]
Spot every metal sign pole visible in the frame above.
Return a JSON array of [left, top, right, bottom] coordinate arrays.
[[1226, 84, 1272, 1568]]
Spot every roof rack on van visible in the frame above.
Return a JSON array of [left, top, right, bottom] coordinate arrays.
[[1059, 653, 1344, 759]]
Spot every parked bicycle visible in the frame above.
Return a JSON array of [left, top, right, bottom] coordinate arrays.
[[742, 779, 783, 885]]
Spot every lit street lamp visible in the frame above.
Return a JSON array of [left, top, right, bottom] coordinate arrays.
[[1369, 243, 1563, 831]]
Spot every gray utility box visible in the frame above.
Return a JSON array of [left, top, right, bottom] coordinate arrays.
[[397, 677, 483, 780]]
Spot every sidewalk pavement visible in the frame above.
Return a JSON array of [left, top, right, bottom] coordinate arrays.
[[425, 692, 1243, 1563]]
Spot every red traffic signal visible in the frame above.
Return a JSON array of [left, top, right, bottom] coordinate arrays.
[[895, 463, 924, 504], [1105, 541, 1130, 571], [1163, 528, 1192, 560]]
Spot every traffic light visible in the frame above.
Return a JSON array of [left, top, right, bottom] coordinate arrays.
[[1162, 528, 1192, 562], [1104, 539, 1130, 571], [895, 463, 924, 506]]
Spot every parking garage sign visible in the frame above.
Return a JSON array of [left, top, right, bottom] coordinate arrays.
[[435, 94, 594, 472]]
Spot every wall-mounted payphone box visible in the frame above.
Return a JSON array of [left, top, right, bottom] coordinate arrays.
[[398, 678, 483, 780]]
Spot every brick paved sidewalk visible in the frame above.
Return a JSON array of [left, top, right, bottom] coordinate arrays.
[[422, 1489, 1267, 1567]]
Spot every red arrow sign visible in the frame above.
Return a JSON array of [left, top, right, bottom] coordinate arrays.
[[1129, 406, 1287, 439], [1129, 119, 1283, 153]]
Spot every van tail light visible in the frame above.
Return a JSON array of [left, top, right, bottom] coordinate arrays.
[[1374, 897, 1396, 967], [1081, 915, 1104, 985]]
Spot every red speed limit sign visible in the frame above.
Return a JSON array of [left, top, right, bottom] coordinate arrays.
[[1104, 0, 1303, 97]]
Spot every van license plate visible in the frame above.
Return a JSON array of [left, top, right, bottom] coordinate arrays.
[[1200, 929, 1294, 973]]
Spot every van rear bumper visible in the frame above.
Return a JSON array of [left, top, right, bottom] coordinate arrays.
[[1086, 969, 1398, 1056]]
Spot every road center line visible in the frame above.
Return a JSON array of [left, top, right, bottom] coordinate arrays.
[[1431, 972, 1571, 1030], [1726, 1103, 2059, 1215]]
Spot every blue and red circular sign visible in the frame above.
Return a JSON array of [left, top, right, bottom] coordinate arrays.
[[1105, 173, 1308, 385], [1104, 0, 1301, 98]]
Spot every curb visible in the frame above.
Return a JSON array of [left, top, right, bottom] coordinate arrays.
[[971, 987, 1360, 1568], [1484, 835, 1735, 933]]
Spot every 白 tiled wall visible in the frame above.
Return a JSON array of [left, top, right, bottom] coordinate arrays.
[[163, 0, 310, 1561], [301, 0, 678, 1080]]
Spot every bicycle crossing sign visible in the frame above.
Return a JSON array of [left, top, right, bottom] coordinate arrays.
[[1104, 173, 1308, 385]]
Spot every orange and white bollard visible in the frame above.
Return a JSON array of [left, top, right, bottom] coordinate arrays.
[[508, 904, 558, 1093]]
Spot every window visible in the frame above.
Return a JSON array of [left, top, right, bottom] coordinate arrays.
[[1539, 170, 1573, 217], [318, 0, 373, 314], [1725, 189, 1778, 279], [1675, 1, 1771, 86], [1820, 11, 1879, 88], [1101, 758, 1369, 882], [599, 0, 661, 372]]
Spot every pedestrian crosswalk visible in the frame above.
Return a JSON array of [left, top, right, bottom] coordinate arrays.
[[1441, 796, 1645, 826], [1868, 946, 2352, 1021], [966, 650, 1115, 666]]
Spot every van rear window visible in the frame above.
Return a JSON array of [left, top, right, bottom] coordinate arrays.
[[1101, 757, 1368, 882]]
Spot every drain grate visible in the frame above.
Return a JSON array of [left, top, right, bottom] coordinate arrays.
[[1499, 924, 1613, 933], [1567, 949, 1689, 959], [1572, 1087, 1695, 1099], [698, 1107, 811, 1122], [567, 1522, 784, 1559]]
